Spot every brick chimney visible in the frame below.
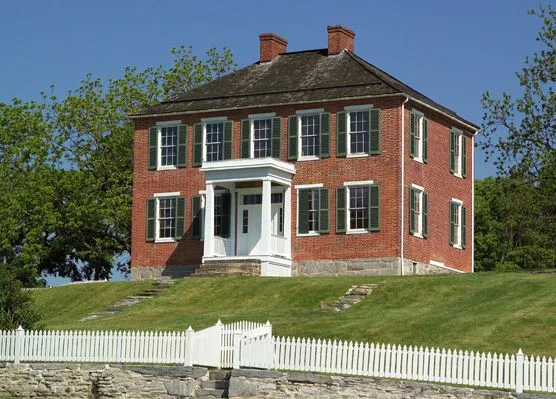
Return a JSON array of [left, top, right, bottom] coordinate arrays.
[[259, 33, 288, 62], [327, 25, 355, 55]]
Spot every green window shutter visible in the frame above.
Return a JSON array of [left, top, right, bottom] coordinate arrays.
[[191, 196, 202, 240], [409, 187, 416, 234], [177, 124, 188, 167], [272, 117, 282, 159], [241, 119, 251, 159], [221, 193, 231, 238], [146, 198, 156, 242], [409, 113, 416, 158], [175, 196, 186, 240], [462, 135, 467, 177], [336, 111, 347, 157], [298, 189, 310, 235], [223, 121, 233, 160], [423, 119, 428, 164], [422, 192, 428, 237], [148, 127, 158, 170], [193, 123, 203, 167], [288, 115, 298, 160], [449, 130, 456, 173], [368, 184, 380, 231], [319, 188, 330, 233], [320, 113, 330, 158], [369, 108, 380, 154], [449, 202, 455, 245], [461, 205, 467, 248], [336, 187, 346, 232]]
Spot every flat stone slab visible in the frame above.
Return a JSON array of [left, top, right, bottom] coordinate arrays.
[[125, 365, 208, 379], [231, 368, 283, 379]]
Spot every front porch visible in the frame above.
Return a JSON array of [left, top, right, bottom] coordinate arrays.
[[198, 158, 296, 276]]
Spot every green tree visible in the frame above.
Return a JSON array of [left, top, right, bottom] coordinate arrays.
[[481, 5, 555, 179], [0, 267, 40, 329], [0, 46, 235, 285]]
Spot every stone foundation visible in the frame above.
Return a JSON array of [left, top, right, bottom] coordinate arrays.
[[131, 264, 198, 280]]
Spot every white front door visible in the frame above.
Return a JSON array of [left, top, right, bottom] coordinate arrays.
[[238, 199, 262, 256]]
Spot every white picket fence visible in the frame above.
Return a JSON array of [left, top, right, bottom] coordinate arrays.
[[239, 335, 555, 394], [0, 320, 271, 368]]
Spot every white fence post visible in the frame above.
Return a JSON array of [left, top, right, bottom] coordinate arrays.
[[184, 326, 194, 367], [14, 325, 24, 364], [232, 332, 242, 369], [264, 321, 273, 337], [215, 320, 223, 368], [516, 349, 524, 394]]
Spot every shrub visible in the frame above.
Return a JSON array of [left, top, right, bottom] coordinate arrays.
[[0, 268, 40, 329]]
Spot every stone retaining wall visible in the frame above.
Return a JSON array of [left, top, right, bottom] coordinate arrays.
[[229, 369, 550, 399]]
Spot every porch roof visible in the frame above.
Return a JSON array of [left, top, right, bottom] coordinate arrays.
[[200, 158, 296, 186]]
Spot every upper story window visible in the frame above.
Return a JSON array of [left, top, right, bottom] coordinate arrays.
[[336, 105, 380, 157], [296, 184, 329, 235], [409, 185, 428, 238], [148, 122, 187, 170], [410, 110, 428, 163], [449, 199, 467, 249], [287, 110, 330, 161], [192, 119, 233, 166], [145, 193, 186, 242], [240, 114, 282, 160], [336, 182, 380, 233], [450, 128, 467, 178]]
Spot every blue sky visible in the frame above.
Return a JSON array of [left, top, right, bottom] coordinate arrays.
[[0, 1, 543, 283]]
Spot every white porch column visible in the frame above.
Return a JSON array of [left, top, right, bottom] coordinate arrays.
[[260, 179, 272, 255], [284, 184, 292, 259], [203, 183, 215, 258]]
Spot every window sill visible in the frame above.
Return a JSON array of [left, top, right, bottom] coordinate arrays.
[[346, 229, 369, 235], [346, 153, 369, 159], [411, 232, 424, 239], [411, 156, 424, 164], [451, 243, 463, 250], [297, 156, 320, 162], [297, 232, 320, 237], [452, 172, 464, 179], [155, 238, 176, 244], [157, 165, 178, 171]]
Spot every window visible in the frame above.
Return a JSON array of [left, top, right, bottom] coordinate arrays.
[[253, 119, 272, 158], [336, 183, 380, 233], [450, 200, 467, 248], [297, 186, 329, 235], [409, 186, 428, 237], [410, 111, 428, 163], [336, 106, 380, 157], [450, 128, 467, 177], [300, 114, 320, 157], [205, 122, 224, 162], [349, 111, 370, 154], [146, 194, 186, 242], [214, 194, 224, 236], [287, 111, 330, 160], [148, 123, 187, 170], [158, 197, 177, 239]]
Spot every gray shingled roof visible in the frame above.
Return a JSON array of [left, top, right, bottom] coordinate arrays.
[[132, 49, 478, 129]]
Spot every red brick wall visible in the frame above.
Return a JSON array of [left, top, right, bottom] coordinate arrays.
[[131, 97, 473, 273], [403, 103, 473, 272]]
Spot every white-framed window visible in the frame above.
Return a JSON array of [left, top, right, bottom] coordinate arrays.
[[348, 186, 369, 231], [336, 181, 379, 233], [450, 199, 466, 248], [159, 126, 178, 167], [149, 191, 182, 243], [409, 185, 428, 237], [300, 114, 320, 158], [252, 118, 272, 158], [410, 110, 427, 163], [450, 128, 466, 177], [148, 121, 185, 170], [348, 111, 370, 155], [157, 197, 177, 240], [204, 121, 225, 162]]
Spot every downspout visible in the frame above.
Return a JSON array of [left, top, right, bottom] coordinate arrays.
[[400, 96, 409, 275], [471, 135, 475, 273]]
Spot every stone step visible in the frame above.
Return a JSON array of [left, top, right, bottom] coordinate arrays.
[[201, 380, 230, 389], [209, 370, 231, 381], [195, 388, 228, 398]]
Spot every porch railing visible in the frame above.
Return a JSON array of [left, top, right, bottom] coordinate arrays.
[[214, 236, 233, 256], [271, 234, 288, 257]]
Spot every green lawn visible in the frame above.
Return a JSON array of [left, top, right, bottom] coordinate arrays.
[[32, 273, 555, 357]]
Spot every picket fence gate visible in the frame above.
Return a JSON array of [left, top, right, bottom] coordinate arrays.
[[239, 335, 555, 394], [0, 320, 271, 368]]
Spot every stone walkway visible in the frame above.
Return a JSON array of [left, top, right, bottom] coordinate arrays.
[[80, 278, 175, 321], [321, 284, 376, 311]]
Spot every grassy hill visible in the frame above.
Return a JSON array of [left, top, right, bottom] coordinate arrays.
[[32, 272, 556, 357]]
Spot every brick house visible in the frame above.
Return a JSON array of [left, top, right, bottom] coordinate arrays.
[[129, 26, 479, 279]]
